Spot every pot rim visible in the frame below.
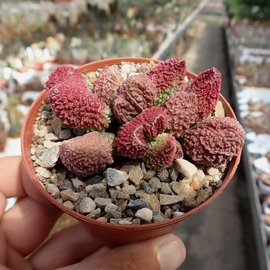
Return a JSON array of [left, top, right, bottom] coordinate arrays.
[[21, 57, 242, 231]]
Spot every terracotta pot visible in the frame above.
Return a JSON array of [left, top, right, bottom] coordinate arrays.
[[21, 57, 242, 246]]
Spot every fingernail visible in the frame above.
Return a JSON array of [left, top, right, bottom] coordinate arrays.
[[157, 239, 186, 270]]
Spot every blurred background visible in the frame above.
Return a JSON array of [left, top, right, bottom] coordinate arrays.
[[0, 0, 270, 269]]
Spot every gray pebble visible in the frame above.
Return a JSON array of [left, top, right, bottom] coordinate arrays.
[[122, 185, 136, 195], [116, 190, 130, 200], [72, 129, 85, 136], [87, 208, 101, 219], [141, 180, 155, 194], [72, 178, 86, 191], [60, 179, 73, 190], [144, 170, 156, 180], [56, 169, 67, 181], [173, 212, 185, 218], [34, 126, 47, 138], [85, 183, 106, 193], [109, 218, 121, 224], [131, 218, 141, 224], [56, 198, 63, 204], [196, 188, 213, 204], [60, 189, 80, 202], [63, 200, 74, 209], [119, 219, 132, 225], [135, 189, 145, 197], [50, 173, 58, 185], [140, 162, 147, 174], [94, 197, 112, 208], [106, 168, 128, 187], [193, 169, 205, 181], [46, 183, 60, 198], [115, 199, 128, 212], [59, 129, 72, 140], [89, 187, 109, 199], [120, 165, 133, 173], [153, 211, 164, 223], [105, 203, 118, 213], [43, 140, 59, 149], [35, 167, 51, 178], [160, 183, 172, 194], [149, 177, 161, 192], [96, 217, 107, 222], [105, 203, 121, 218], [128, 199, 147, 211], [79, 197, 96, 214], [78, 190, 88, 198], [170, 168, 178, 182], [135, 208, 153, 222], [125, 208, 135, 217], [41, 110, 50, 120], [35, 146, 46, 158], [85, 175, 103, 185], [45, 133, 59, 141], [157, 169, 169, 181], [164, 208, 173, 219], [51, 118, 62, 136], [159, 194, 184, 205], [34, 158, 42, 166], [40, 145, 60, 169], [109, 189, 119, 201], [183, 198, 198, 208], [171, 203, 181, 211]]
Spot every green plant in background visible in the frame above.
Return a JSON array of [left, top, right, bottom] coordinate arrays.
[[225, 0, 270, 20]]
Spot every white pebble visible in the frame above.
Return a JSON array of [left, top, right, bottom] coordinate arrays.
[[206, 167, 220, 176], [135, 208, 153, 222], [79, 197, 96, 214], [45, 133, 59, 141], [174, 159, 197, 178], [35, 167, 52, 178]]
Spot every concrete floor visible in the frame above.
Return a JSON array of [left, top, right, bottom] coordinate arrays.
[[174, 14, 258, 270]]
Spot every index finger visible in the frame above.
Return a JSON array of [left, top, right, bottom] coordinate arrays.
[[0, 156, 25, 198]]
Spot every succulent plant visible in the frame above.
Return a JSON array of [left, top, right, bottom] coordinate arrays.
[[147, 57, 186, 95], [113, 73, 157, 123], [47, 68, 111, 130], [162, 91, 198, 137], [137, 107, 168, 139], [115, 107, 168, 158], [182, 117, 245, 166], [116, 107, 180, 168], [42, 59, 244, 178], [189, 67, 221, 120], [45, 66, 80, 92], [115, 120, 148, 159], [92, 66, 124, 104], [146, 133, 181, 169], [59, 131, 115, 177]]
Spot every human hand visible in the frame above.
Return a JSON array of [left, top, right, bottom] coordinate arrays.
[[0, 156, 186, 270]]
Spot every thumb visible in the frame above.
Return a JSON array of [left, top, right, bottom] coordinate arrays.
[[58, 234, 186, 270]]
